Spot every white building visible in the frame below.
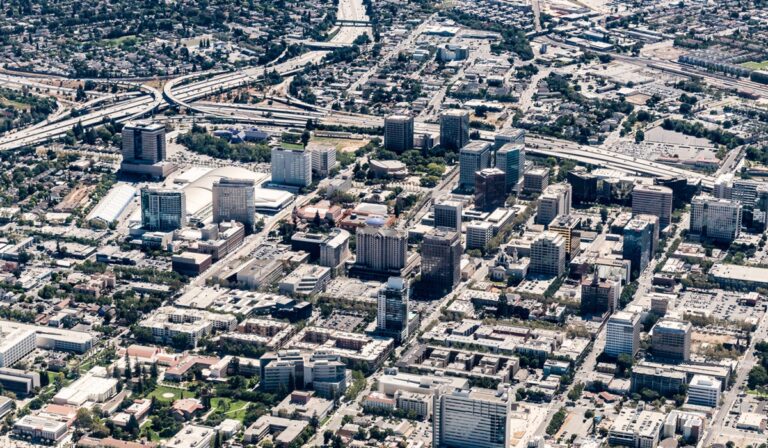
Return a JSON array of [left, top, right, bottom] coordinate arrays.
[[529, 231, 566, 277], [690, 195, 742, 242], [466, 221, 493, 250], [433, 387, 511, 448], [0, 328, 35, 368], [687, 374, 721, 407], [605, 311, 641, 358], [271, 147, 312, 187]]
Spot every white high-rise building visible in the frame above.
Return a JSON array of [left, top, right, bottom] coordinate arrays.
[[632, 184, 673, 229], [466, 221, 493, 250], [213, 178, 256, 232], [271, 147, 312, 187], [529, 231, 566, 277], [310, 145, 336, 178], [355, 227, 408, 273], [605, 311, 641, 358], [690, 195, 742, 242], [535, 183, 572, 226], [0, 328, 36, 368], [433, 387, 511, 448], [459, 141, 491, 191]]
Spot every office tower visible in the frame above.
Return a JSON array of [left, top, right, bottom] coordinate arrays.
[[756, 184, 768, 231], [434, 200, 463, 232], [271, 147, 312, 187], [523, 167, 549, 193], [439, 109, 470, 150], [548, 214, 580, 260], [580, 272, 618, 316], [319, 229, 351, 268], [212, 178, 256, 233], [567, 168, 598, 204], [310, 145, 336, 179], [535, 183, 572, 226], [121, 121, 166, 164], [384, 115, 414, 153], [623, 218, 652, 280], [732, 179, 760, 208], [466, 221, 493, 250], [690, 195, 743, 242], [140, 188, 186, 231], [377, 277, 410, 343], [687, 375, 721, 408], [355, 226, 407, 273], [714, 173, 734, 200], [433, 387, 511, 448], [635, 214, 660, 256], [632, 184, 673, 229], [474, 168, 507, 212], [529, 231, 566, 277], [493, 128, 525, 150], [421, 229, 462, 295], [605, 311, 641, 358], [0, 328, 36, 368], [459, 141, 492, 190], [651, 319, 692, 363], [496, 143, 525, 193]]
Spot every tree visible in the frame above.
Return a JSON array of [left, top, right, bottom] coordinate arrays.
[[616, 353, 633, 377], [75, 408, 94, 430], [600, 207, 608, 223], [301, 130, 311, 148], [126, 414, 140, 436]]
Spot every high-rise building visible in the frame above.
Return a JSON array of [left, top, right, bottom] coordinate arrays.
[[580, 273, 618, 316], [212, 178, 256, 233], [439, 109, 470, 150], [529, 231, 566, 278], [434, 200, 463, 232], [433, 387, 511, 448], [120, 121, 175, 178], [121, 121, 166, 164], [474, 168, 507, 212], [140, 188, 186, 231], [377, 277, 410, 343], [493, 128, 525, 149], [623, 218, 652, 280], [548, 214, 580, 260], [459, 142, 492, 191], [605, 311, 641, 358], [354, 227, 407, 274], [421, 229, 462, 295], [0, 328, 36, 368], [651, 319, 691, 363], [310, 145, 336, 179], [567, 168, 598, 204], [535, 183, 572, 226], [635, 214, 660, 256], [732, 179, 761, 208], [271, 147, 312, 187], [523, 168, 549, 193], [756, 184, 768, 231], [466, 221, 493, 250], [496, 144, 525, 193], [632, 184, 673, 229], [690, 195, 743, 242], [384, 115, 414, 153]]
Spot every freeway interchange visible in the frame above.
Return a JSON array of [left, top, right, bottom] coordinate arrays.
[[0, 3, 742, 190]]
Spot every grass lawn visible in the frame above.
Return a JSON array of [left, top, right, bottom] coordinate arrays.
[[747, 389, 768, 398], [211, 397, 250, 421], [311, 136, 370, 152], [281, 142, 305, 150], [147, 385, 190, 403], [742, 60, 768, 70], [99, 35, 138, 47]]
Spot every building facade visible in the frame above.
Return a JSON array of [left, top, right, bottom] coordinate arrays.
[[271, 147, 312, 187], [440, 110, 470, 151], [212, 178, 256, 233], [421, 230, 462, 295], [140, 188, 186, 231], [384, 115, 415, 153]]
